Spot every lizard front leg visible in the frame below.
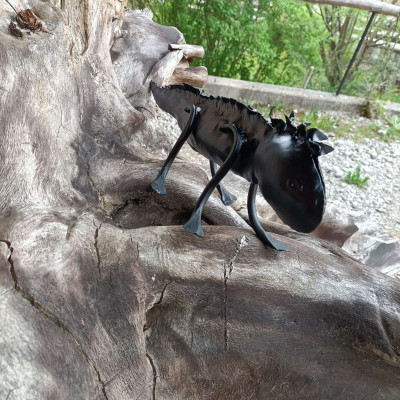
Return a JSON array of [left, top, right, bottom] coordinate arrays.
[[209, 160, 237, 206], [184, 124, 245, 237], [151, 105, 201, 194], [247, 183, 290, 252]]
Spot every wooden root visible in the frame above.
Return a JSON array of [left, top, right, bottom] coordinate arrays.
[[168, 43, 205, 60], [166, 66, 208, 87], [151, 46, 208, 87]]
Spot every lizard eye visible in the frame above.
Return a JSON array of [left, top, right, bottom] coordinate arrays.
[[286, 179, 304, 192]]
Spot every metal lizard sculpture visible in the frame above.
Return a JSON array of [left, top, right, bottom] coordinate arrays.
[[150, 82, 333, 252]]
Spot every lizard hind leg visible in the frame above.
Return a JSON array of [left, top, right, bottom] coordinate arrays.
[[184, 125, 245, 237], [151, 105, 201, 194], [210, 160, 237, 206], [247, 183, 290, 252]]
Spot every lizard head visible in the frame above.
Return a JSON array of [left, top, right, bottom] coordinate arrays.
[[254, 111, 333, 233]]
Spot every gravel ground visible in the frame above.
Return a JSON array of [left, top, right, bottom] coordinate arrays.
[[320, 136, 400, 238], [155, 110, 400, 239]]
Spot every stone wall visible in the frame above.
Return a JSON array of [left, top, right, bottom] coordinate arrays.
[[205, 75, 400, 115]]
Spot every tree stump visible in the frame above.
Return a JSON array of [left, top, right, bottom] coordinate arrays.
[[1, 1, 400, 399]]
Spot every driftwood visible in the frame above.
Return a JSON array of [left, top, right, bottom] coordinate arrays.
[[168, 43, 205, 60], [1, 1, 400, 399], [303, 0, 400, 16], [165, 66, 208, 87]]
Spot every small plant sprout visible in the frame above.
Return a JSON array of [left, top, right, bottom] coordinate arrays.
[[385, 115, 400, 140], [344, 166, 370, 188]]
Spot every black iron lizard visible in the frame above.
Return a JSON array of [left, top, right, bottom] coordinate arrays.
[[150, 82, 333, 252]]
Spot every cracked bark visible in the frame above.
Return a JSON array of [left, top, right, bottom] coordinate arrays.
[[87, 168, 105, 208], [0, 239, 17, 289], [146, 353, 157, 400], [1, 1, 214, 398], [223, 235, 248, 351], [94, 225, 102, 276], [2, 1, 400, 399], [5, 387, 18, 400], [223, 263, 229, 351], [152, 281, 172, 307], [0, 239, 109, 399], [142, 281, 173, 397], [110, 198, 141, 218], [144, 281, 172, 332]]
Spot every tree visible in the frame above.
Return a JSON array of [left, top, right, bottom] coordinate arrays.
[[307, 4, 400, 96], [131, 0, 400, 99], [129, 0, 323, 86], [1, 1, 400, 399]]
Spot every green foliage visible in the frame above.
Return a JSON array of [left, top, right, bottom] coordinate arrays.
[[348, 14, 400, 103], [128, 1, 400, 103], [361, 95, 385, 119], [300, 109, 336, 132], [385, 115, 400, 140], [129, 0, 322, 86], [306, 7, 400, 101], [304, 109, 336, 131], [296, 110, 393, 143], [305, 108, 319, 126], [353, 123, 380, 141], [309, 6, 362, 88], [318, 115, 337, 132], [344, 166, 369, 188], [334, 122, 352, 138], [379, 87, 400, 104]]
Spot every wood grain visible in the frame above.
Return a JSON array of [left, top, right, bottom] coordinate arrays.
[[0, 1, 400, 399]]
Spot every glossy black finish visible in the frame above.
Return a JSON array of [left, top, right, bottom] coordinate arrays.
[[184, 124, 244, 237], [151, 104, 201, 194], [248, 183, 290, 252], [210, 160, 237, 206], [150, 82, 333, 251]]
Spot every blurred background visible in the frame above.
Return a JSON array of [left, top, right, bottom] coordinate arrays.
[[128, 0, 400, 103]]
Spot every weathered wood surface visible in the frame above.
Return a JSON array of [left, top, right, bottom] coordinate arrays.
[[303, 0, 400, 16], [168, 43, 205, 59], [1, 1, 400, 399], [165, 66, 208, 87]]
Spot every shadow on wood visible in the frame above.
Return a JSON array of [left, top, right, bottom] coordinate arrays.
[[0, 1, 399, 399]]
